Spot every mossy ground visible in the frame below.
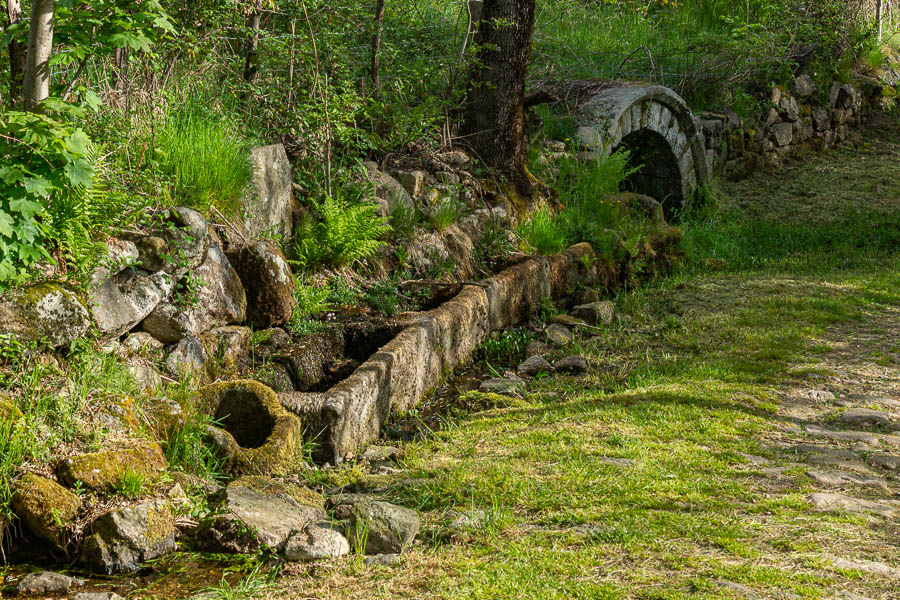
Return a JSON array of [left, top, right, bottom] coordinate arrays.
[[263, 119, 900, 598]]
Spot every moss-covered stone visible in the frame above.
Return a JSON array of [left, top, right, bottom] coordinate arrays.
[[57, 441, 167, 493], [96, 394, 141, 436], [231, 476, 324, 509], [80, 499, 176, 574], [197, 380, 305, 476], [0, 393, 22, 422], [11, 473, 81, 550], [0, 282, 91, 348]]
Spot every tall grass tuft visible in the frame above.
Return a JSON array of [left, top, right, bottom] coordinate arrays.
[[155, 98, 252, 216], [518, 150, 635, 256]]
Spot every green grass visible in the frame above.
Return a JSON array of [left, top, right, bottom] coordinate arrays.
[[155, 96, 253, 216]]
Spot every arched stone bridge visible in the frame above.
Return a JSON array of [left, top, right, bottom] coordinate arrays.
[[569, 84, 711, 213]]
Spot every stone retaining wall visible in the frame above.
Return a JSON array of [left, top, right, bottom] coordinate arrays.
[[697, 76, 883, 180]]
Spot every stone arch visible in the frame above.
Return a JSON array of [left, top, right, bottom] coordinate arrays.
[[573, 85, 710, 214]]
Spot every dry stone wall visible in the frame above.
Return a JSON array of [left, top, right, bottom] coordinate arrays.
[[698, 76, 879, 180]]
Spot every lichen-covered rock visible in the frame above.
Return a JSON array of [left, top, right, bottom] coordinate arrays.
[[144, 397, 185, 438], [253, 362, 295, 393], [196, 476, 325, 554], [544, 323, 573, 346], [11, 473, 80, 550], [58, 441, 167, 493], [554, 355, 588, 374], [227, 241, 296, 328], [93, 395, 141, 437], [571, 301, 615, 326], [0, 282, 91, 348], [389, 169, 426, 198], [90, 269, 174, 339], [198, 380, 306, 476], [80, 500, 176, 574], [165, 336, 211, 382], [284, 524, 349, 562], [517, 355, 553, 377], [17, 571, 84, 595], [199, 326, 252, 370], [155, 207, 210, 276], [122, 332, 164, 355], [240, 144, 294, 242], [142, 243, 246, 343], [347, 499, 420, 555], [361, 161, 414, 216], [274, 328, 345, 391]]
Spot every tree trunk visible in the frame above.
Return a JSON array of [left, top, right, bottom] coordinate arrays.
[[371, 0, 386, 92], [6, 0, 26, 105], [876, 0, 884, 43], [23, 0, 55, 113], [459, 0, 536, 198], [242, 0, 262, 84]]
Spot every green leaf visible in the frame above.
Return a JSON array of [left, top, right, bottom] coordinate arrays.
[[9, 198, 44, 219], [64, 158, 94, 188], [66, 130, 92, 156], [22, 176, 54, 199], [0, 211, 14, 238]]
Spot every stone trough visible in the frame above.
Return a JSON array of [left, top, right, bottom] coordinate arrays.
[[278, 243, 598, 463], [199, 380, 305, 476]]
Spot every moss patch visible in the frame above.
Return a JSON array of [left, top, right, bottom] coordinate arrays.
[[231, 476, 324, 509], [57, 441, 168, 493], [11, 472, 81, 549]]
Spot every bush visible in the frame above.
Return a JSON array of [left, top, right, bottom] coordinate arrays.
[[0, 103, 95, 287]]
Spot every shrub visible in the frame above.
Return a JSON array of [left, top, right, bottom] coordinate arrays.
[[0, 103, 95, 287]]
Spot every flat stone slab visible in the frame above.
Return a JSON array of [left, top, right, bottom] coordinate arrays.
[[831, 557, 900, 578], [284, 524, 350, 562], [198, 477, 325, 553], [791, 444, 860, 462], [809, 492, 897, 518], [17, 571, 84, 595], [838, 408, 891, 427], [806, 470, 888, 491], [804, 425, 880, 446], [478, 378, 526, 395], [866, 453, 900, 471], [807, 390, 836, 401]]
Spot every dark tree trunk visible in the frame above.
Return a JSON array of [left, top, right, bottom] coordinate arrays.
[[243, 0, 262, 84], [460, 0, 536, 197], [6, 0, 26, 105]]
